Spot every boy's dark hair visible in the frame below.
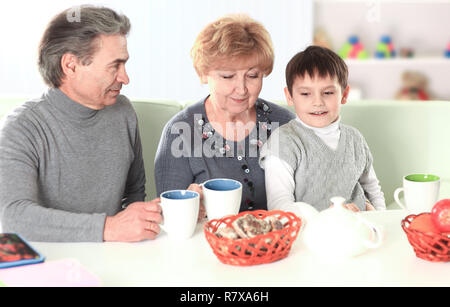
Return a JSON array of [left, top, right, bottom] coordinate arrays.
[[285, 45, 348, 95]]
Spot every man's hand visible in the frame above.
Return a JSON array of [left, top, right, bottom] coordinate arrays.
[[103, 198, 162, 242]]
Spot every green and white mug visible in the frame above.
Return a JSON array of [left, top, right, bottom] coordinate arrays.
[[394, 174, 440, 214]]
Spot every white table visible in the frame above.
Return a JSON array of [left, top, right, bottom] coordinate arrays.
[[31, 209, 449, 287]]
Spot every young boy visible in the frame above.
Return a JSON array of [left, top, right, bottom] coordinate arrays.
[[259, 46, 385, 216]]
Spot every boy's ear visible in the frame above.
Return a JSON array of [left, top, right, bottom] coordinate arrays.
[[284, 87, 294, 106], [341, 85, 350, 105]]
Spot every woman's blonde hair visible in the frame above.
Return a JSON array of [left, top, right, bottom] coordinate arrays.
[[191, 14, 274, 81]]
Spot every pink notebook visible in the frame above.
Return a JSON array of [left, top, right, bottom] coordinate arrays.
[[0, 258, 101, 287]]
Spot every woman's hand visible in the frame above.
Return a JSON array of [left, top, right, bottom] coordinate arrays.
[[187, 183, 206, 222]]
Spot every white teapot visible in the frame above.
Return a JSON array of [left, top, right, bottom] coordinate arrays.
[[302, 197, 383, 258]]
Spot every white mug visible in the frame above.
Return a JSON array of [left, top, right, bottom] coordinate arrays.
[[201, 178, 242, 221], [394, 174, 440, 214], [160, 190, 199, 240]]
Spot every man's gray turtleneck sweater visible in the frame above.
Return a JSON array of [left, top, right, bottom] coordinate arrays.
[[0, 88, 146, 242]]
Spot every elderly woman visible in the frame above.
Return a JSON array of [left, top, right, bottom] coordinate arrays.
[[154, 14, 295, 215]]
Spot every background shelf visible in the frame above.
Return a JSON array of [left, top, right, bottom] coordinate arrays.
[[314, 0, 450, 100]]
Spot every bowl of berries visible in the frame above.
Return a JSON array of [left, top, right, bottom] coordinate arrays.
[[204, 210, 302, 266], [401, 199, 450, 262]]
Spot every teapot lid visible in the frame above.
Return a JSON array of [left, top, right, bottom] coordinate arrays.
[[330, 196, 346, 209]]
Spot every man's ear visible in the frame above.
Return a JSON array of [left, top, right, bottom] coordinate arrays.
[[341, 85, 350, 105], [284, 87, 294, 106], [60, 53, 78, 78]]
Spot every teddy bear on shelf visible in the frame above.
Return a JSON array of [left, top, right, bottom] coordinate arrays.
[[313, 27, 332, 50], [395, 70, 431, 101]]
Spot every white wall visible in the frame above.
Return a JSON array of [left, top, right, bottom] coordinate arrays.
[[0, 0, 313, 102]]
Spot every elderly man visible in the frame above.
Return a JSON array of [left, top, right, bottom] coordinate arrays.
[[0, 6, 162, 242]]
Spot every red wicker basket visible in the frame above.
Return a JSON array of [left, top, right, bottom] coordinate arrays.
[[204, 210, 302, 266], [401, 213, 450, 262]]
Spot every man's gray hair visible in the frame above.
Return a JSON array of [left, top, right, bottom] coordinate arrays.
[[38, 5, 131, 88]]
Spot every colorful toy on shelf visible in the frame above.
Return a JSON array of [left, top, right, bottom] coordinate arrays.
[[338, 36, 369, 59], [395, 70, 431, 101], [375, 35, 396, 58], [445, 42, 450, 58]]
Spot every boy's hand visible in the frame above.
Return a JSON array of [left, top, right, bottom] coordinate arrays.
[[329, 202, 360, 212], [344, 202, 377, 211], [365, 202, 376, 211], [343, 203, 360, 212]]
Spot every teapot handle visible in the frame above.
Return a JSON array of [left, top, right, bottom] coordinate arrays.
[[358, 216, 383, 249]]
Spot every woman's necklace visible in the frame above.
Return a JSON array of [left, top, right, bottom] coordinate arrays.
[[204, 100, 256, 142]]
